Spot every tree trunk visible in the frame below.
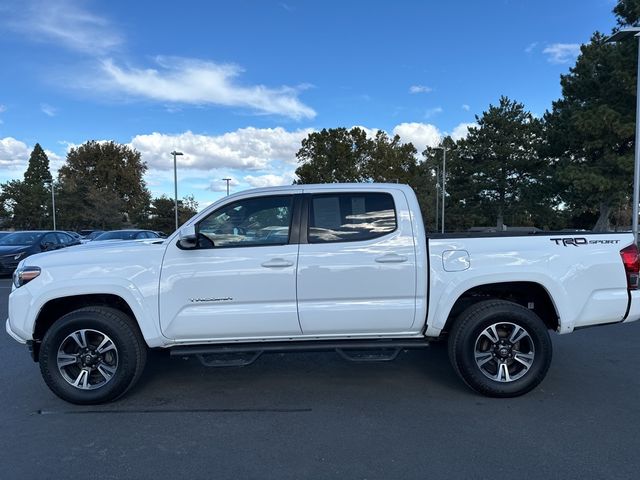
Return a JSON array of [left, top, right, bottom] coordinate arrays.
[[496, 205, 504, 230], [592, 202, 611, 232]]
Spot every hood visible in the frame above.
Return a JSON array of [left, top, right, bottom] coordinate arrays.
[[77, 238, 166, 249], [0, 245, 30, 256], [22, 238, 167, 271]]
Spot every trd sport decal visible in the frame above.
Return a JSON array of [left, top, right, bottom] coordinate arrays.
[[550, 237, 621, 246]]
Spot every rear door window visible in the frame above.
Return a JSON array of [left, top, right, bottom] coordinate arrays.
[[41, 233, 60, 246], [308, 192, 397, 243], [56, 233, 74, 244]]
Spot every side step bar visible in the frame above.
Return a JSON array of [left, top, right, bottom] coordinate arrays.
[[169, 339, 430, 367]]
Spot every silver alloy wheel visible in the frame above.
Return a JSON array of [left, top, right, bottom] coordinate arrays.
[[474, 322, 535, 382], [56, 329, 119, 390]]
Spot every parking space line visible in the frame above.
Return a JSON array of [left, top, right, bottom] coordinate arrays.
[[35, 408, 312, 415]]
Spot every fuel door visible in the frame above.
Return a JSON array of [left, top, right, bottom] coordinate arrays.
[[442, 249, 470, 272]]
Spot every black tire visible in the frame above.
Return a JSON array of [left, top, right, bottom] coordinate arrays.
[[447, 299, 552, 397], [39, 306, 147, 405]]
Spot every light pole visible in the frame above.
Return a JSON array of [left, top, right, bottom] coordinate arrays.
[[44, 179, 56, 230], [223, 178, 232, 196], [171, 151, 183, 231], [433, 146, 447, 233], [606, 28, 640, 243], [435, 165, 439, 231]]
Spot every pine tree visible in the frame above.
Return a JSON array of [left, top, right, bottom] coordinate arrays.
[[545, 0, 640, 230], [442, 97, 555, 230], [0, 143, 52, 229]]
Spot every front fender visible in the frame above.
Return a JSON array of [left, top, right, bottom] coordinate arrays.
[[9, 270, 167, 348]]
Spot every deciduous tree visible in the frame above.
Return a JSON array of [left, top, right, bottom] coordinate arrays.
[[141, 195, 199, 234], [56, 141, 151, 229]]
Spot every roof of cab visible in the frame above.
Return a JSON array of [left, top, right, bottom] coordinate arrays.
[[224, 183, 413, 200]]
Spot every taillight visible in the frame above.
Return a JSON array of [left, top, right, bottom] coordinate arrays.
[[620, 244, 640, 290]]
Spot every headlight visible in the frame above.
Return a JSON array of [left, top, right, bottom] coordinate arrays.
[[13, 266, 41, 288]]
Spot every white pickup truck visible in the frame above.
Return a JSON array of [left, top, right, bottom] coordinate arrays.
[[6, 183, 640, 404]]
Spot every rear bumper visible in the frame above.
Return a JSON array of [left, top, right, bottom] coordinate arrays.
[[624, 290, 640, 323]]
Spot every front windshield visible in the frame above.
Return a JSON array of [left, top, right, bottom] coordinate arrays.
[[93, 231, 139, 241], [0, 232, 42, 246]]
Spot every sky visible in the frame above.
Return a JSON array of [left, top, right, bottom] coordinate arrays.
[[0, 0, 620, 207]]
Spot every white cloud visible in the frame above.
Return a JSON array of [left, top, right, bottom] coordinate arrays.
[[451, 122, 478, 141], [351, 125, 382, 138], [244, 173, 296, 188], [462, 104, 471, 112], [409, 85, 432, 94], [0, 137, 64, 174], [543, 43, 580, 64], [525, 42, 538, 53], [4, 3, 315, 119], [96, 57, 316, 120], [0, 104, 6, 113], [391, 122, 477, 152], [8, 0, 122, 55], [130, 127, 313, 172], [0, 137, 31, 170], [41, 103, 56, 117], [392, 123, 442, 153], [425, 106, 443, 119]]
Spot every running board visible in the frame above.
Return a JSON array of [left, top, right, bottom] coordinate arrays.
[[170, 339, 429, 367]]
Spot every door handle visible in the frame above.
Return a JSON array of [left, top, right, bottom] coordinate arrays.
[[375, 254, 408, 263], [261, 258, 294, 268]]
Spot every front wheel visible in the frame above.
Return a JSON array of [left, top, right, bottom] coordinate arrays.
[[39, 306, 147, 404], [448, 300, 552, 397]]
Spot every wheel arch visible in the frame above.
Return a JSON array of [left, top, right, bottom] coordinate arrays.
[[439, 281, 559, 337], [32, 294, 145, 361]]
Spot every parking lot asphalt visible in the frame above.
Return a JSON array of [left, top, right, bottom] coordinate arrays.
[[1, 277, 639, 479]]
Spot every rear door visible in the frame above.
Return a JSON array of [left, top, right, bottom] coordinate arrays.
[[296, 189, 417, 335]]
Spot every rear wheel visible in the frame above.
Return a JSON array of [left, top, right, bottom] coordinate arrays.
[[448, 300, 552, 397], [39, 306, 147, 404]]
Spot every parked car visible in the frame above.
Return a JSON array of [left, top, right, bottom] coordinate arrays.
[[80, 230, 105, 243], [6, 184, 640, 404], [0, 230, 80, 275], [0, 232, 12, 240], [92, 230, 160, 241], [66, 231, 83, 241]]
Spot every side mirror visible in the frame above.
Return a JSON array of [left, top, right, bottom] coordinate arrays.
[[40, 241, 53, 251], [177, 225, 197, 249]]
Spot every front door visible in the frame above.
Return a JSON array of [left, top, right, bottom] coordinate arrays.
[[159, 193, 302, 341]]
